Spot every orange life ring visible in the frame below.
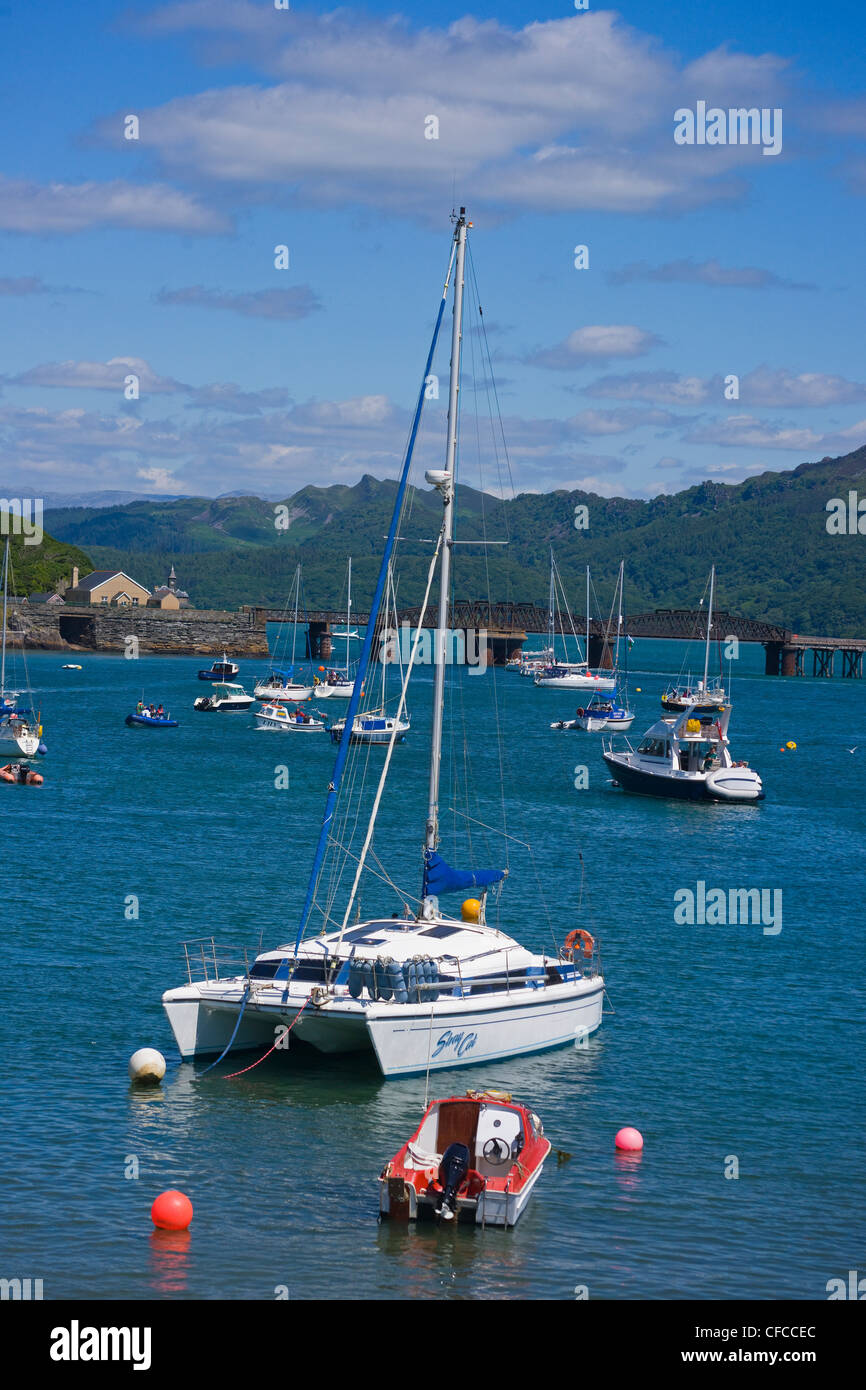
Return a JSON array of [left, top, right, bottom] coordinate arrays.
[[563, 928, 594, 959]]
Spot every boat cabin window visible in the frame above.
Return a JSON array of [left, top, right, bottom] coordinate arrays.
[[250, 958, 287, 980], [637, 737, 668, 758]]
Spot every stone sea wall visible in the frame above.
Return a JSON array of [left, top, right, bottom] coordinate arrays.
[[8, 602, 270, 656]]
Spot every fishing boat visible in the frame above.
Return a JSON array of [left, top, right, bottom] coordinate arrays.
[[255, 701, 325, 732], [0, 538, 44, 760], [602, 703, 763, 801], [254, 565, 315, 701], [315, 560, 359, 698], [162, 209, 605, 1076], [194, 682, 254, 712], [379, 1090, 550, 1227], [198, 653, 239, 682], [534, 559, 615, 693]]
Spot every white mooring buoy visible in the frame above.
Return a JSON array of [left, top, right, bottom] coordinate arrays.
[[128, 1048, 166, 1083]]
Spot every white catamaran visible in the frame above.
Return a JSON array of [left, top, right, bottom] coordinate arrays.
[[162, 210, 605, 1077]]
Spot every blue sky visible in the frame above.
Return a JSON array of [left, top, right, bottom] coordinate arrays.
[[1, 0, 865, 501]]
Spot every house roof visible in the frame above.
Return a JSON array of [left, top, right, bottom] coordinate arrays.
[[74, 570, 151, 595]]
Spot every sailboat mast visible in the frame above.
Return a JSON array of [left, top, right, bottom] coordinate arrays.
[[424, 208, 468, 870], [1, 537, 8, 694], [547, 547, 555, 659], [702, 565, 715, 691], [585, 564, 590, 668], [346, 557, 352, 676], [614, 559, 624, 671], [290, 564, 300, 667]]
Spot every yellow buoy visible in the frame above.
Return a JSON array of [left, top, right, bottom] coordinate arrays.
[[461, 898, 481, 923], [786, 741, 797, 750]]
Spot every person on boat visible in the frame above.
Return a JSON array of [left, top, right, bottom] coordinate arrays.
[[157, 704, 165, 717], [136, 701, 143, 714]]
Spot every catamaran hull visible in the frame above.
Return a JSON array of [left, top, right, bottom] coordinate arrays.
[[163, 979, 604, 1074], [162, 988, 287, 1059], [363, 983, 603, 1078]]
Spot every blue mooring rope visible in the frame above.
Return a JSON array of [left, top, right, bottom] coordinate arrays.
[[196, 986, 251, 1076]]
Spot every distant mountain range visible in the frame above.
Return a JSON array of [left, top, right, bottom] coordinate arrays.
[[37, 447, 866, 635]]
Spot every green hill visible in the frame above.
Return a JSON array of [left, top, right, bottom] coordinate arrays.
[[41, 446, 866, 634], [1, 519, 91, 597]]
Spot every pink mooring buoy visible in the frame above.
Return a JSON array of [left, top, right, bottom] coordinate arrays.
[[615, 1126, 644, 1153]]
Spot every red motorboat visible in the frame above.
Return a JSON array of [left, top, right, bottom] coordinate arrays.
[[379, 1090, 550, 1228]]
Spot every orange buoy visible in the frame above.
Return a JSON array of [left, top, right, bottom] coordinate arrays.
[[151, 1190, 193, 1230]]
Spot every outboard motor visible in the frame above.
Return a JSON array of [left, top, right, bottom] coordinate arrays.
[[436, 1142, 470, 1222]]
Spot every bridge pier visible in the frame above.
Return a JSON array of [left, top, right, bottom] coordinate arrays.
[[764, 641, 804, 676], [842, 648, 864, 678], [306, 621, 332, 661], [813, 647, 835, 678], [587, 635, 614, 669]]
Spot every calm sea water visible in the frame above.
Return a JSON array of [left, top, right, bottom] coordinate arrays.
[[1, 640, 863, 1300]]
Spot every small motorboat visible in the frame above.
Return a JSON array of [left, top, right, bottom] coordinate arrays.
[[379, 1090, 551, 1228], [194, 682, 254, 712], [328, 711, 409, 744], [255, 701, 325, 732], [553, 692, 634, 732], [126, 708, 179, 728], [61, 664, 82, 670], [198, 653, 240, 682], [1, 762, 43, 785]]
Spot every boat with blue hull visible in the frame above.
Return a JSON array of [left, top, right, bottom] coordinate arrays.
[[198, 653, 239, 682], [126, 711, 178, 728], [161, 209, 605, 1076]]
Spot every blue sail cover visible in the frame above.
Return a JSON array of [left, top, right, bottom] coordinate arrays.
[[423, 850, 505, 898]]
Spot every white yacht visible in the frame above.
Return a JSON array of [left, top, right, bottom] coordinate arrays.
[[162, 209, 605, 1077], [534, 559, 616, 692], [314, 559, 359, 699], [603, 703, 763, 801], [254, 565, 315, 700], [193, 682, 254, 712]]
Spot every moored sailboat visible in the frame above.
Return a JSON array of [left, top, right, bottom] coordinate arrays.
[[162, 210, 605, 1076], [0, 538, 45, 760]]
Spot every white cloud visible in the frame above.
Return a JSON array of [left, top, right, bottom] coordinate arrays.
[[104, 10, 791, 217], [0, 176, 225, 234], [11, 356, 186, 394], [527, 325, 662, 370]]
